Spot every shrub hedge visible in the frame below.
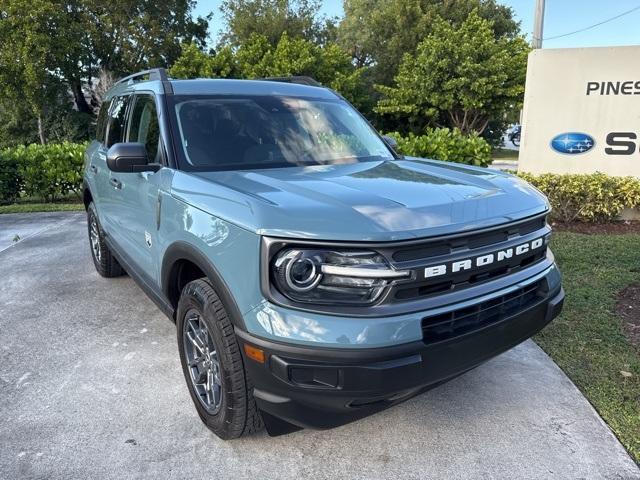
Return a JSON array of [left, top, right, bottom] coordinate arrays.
[[0, 142, 86, 204], [0, 152, 20, 205], [518, 172, 640, 223], [386, 128, 492, 167], [2, 141, 640, 225]]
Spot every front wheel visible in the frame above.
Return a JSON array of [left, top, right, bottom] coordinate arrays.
[[177, 279, 263, 439]]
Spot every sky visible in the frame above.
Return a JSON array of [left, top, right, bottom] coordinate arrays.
[[194, 0, 640, 49]]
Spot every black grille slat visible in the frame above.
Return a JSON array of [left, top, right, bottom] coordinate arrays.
[[421, 281, 543, 343], [391, 216, 546, 263], [393, 243, 451, 262]]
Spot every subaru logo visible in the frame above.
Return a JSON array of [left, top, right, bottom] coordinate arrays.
[[551, 132, 595, 154]]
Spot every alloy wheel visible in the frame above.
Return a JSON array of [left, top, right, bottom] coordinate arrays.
[[183, 310, 223, 414], [89, 215, 102, 262]]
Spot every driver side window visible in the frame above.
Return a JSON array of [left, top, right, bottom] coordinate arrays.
[[128, 94, 161, 162]]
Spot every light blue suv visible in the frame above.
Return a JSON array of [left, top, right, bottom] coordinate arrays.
[[83, 68, 564, 439]]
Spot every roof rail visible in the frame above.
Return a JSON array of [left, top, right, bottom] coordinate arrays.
[[115, 68, 169, 85], [262, 76, 322, 87], [114, 68, 173, 94]]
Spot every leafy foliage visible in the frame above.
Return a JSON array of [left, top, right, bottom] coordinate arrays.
[[0, 0, 71, 143], [385, 128, 492, 167], [0, 0, 527, 150], [220, 0, 334, 47], [169, 44, 241, 80], [81, 0, 209, 77], [169, 34, 365, 107], [0, 0, 209, 145], [376, 10, 529, 135], [518, 172, 640, 223], [0, 142, 86, 202], [338, 0, 520, 85], [0, 149, 20, 204]]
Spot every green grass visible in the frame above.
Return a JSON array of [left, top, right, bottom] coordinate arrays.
[[538, 233, 640, 462], [491, 148, 519, 161], [0, 202, 83, 214]]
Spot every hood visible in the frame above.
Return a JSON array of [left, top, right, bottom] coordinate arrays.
[[171, 158, 549, 242]]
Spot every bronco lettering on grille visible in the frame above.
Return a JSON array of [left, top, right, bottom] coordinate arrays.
[[424, 237, 545, 279]]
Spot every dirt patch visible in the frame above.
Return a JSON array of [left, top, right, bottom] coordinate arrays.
[[553, 221, 640, 235], [616, 283, 640, 349]]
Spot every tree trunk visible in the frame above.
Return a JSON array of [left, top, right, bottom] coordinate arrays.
[[447, 109, 489, 135], [72, 81, 92, 114], [37, 113, 46, 145]]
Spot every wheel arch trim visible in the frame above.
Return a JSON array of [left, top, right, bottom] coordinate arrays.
[[161, 241, 247, 330]]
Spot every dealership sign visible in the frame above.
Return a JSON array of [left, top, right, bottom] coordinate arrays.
[[519, 46, 640, 177]]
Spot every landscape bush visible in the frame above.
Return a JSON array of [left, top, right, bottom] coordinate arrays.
[[518, 172, 640, 223], [0, 151, 21, 204], [385, 128, 492, 167], [0, 142, 86, 203]]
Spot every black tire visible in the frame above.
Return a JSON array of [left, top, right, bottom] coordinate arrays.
[[177, 278, 263, 439], [87, 202, 125, 278]]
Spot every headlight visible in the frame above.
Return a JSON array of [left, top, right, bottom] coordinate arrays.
[[271, 248, 410, 306]]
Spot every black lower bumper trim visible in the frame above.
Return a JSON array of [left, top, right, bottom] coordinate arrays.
[[237, 287, 564, 431]]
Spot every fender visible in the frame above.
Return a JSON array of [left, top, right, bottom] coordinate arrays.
[[161, 241, 247, 330], [82, 180, 94, 210]]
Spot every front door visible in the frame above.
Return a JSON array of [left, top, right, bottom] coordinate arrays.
[[109, 93, 164, 282]]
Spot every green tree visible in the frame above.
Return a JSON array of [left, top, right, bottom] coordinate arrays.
[[84, 0, 209, 76], [169, 43, 243, 79], [338, 0, 520, 86], [0, 100, 39, 148], [0, 0, 210, 146], [70, 0, 209, 113], [376, 10, 529, 135], [0, 0, 70, 144], [170, 34, 365, 108], [220, 0, 335, 47]]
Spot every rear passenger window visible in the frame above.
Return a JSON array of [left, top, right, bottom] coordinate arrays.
[[95, 100, 110, 143], [106, 95, 130, 147], [128, 95, 161, 162]]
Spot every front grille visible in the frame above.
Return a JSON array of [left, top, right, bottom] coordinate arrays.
[[392, 216, 546, 263], [421, 280, 543, 344], [393, 248, 547, 301], [385, 213, 550, 302]]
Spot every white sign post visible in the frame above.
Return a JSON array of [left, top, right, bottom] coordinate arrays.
[[519, 46, 640, 178]]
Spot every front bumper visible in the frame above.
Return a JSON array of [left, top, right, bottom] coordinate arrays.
[[236, 284, 565, 431]]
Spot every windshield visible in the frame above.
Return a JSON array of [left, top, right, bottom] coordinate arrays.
[[170, 95, 394, 171]]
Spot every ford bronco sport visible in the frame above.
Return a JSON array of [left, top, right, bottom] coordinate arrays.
[[83, 68, 564, 439]]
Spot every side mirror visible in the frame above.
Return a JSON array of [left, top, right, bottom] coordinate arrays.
[[382, 135, 398, 151], [106, 143, 160, 173]]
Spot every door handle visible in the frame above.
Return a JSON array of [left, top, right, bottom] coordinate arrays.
[[89, 164, 97, 174], [109, 178, 122, 190]]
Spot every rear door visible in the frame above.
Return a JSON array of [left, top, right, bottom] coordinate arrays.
[[108, 92, 164, 280], [84, 99, 110, 214], [100, 94, 133, 241]]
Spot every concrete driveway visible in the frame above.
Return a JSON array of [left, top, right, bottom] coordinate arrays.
[[0, 212, 638, 480]]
